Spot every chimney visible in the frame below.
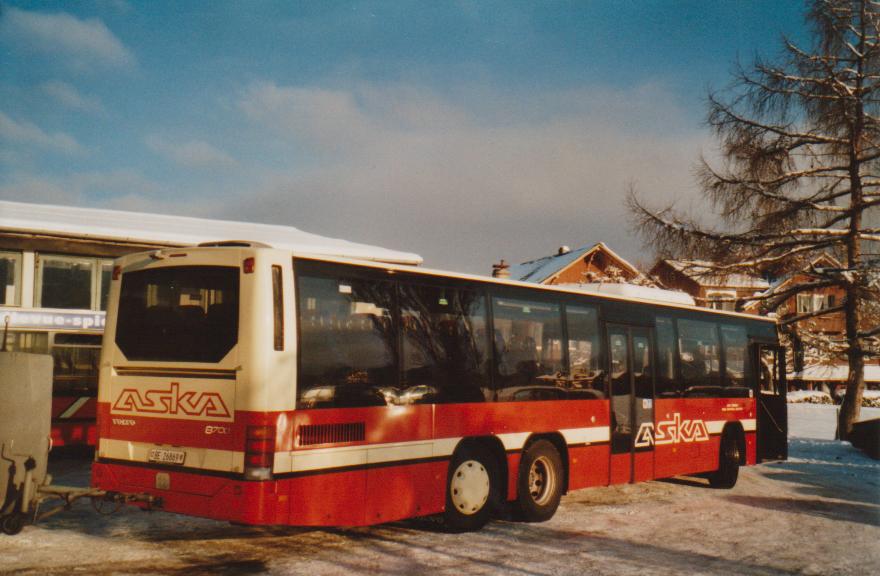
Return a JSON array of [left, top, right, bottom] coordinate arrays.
[[492, 259, 510, 279], [558, 245, 571, 255]]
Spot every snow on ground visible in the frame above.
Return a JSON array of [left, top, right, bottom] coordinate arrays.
[[1, 406, 878, 576]]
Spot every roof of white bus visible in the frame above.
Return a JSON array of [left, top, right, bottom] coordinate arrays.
[[0, 200, 422, 266], [292, 252, 777, 324]]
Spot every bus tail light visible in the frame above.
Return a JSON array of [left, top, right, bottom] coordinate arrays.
[[112, 266, 121, 280], [244, 425, 275, 481], [243, 257, 255, 274]]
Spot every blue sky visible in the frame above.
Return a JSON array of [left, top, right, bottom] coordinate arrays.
[[0, 1, 809, 272]]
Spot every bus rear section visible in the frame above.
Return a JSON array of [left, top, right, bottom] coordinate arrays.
[[92, 246, 297, 525]]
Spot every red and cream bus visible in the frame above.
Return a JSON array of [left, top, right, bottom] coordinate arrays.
[[92, 243, 787, 530]]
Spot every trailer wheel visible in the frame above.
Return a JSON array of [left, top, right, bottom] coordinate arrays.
[[516, 440, 563, 522], [709, 429, 740, 489], [1, 513, 24, 536], [443, 444, 497, 532]]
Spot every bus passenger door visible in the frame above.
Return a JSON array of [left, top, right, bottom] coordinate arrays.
[[753, 344, 788, 461], [608, 325, 655, 484]]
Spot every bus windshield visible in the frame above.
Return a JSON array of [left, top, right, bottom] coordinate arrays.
[[115, 266, 239, 362]]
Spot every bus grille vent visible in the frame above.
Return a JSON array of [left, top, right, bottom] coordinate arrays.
[[298, 422, 366, 446]]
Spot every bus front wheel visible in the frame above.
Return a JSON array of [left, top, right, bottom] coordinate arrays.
[[443, 444, 497, 532], [516, 440, 563, 522], [709, 430, 741, 489]]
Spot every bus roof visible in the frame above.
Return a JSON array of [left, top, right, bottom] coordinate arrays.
[[0, 199, 423, 266]]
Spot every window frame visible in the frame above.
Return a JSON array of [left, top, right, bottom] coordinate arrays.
[[0, 250, 23, 307], [35, 253, 114, 311]]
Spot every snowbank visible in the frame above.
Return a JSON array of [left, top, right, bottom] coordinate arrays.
[[787, 390, 834, 404]]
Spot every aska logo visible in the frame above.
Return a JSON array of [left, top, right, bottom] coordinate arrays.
[[634, 413, 710, 448], [113, 382, 231, 418]]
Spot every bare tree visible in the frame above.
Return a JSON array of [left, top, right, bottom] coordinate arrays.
[[628, 0, 880, 439]]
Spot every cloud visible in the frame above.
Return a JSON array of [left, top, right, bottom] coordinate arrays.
[[41, 81, 106, 115], [0, 111, 85, 154], [234, 81, 708, 273], [0, 170, 165, 208], [145, 135, 237, 169], [0, 6, 134, 70]]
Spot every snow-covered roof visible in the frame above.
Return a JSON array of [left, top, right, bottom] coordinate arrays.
[[0, 200, 422, 266], [661, 260, 769, 289], [509, 242, 640, 284], [790, 364, 880, 382], [557, 283, 696, 306]]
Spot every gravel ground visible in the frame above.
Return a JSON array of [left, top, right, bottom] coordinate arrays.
[[1, 404, 878, 576]]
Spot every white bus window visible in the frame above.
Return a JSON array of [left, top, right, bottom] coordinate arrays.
[[721, 324, 749, 390], [400, 283, 488, 404], [678, 319, 720, 394], [0, 251, 22, 306], [566, 305, 604, 398], [655, 317, 679, 397], [115, 266, 239, 362], [492, 296, 564, 401], [297, 273, 397, 409]]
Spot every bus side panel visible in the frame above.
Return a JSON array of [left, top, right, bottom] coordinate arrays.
[[567, 445, 610, 491], [51, 396, 98, 447], [364, 461, 447, 524], [654, 397, 757, 479], [287, 470, 367, 526]]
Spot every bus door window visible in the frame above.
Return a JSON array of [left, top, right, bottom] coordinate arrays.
[[297, 273, 397, 409], [759, 348, 780, 395], [609, 329, 631, 453], [677, 319, 721, 396], [399, 283, 489, 404], [491, 297, 564, 401], [565, 305, 604, 399], [52, 333, 102, 395]]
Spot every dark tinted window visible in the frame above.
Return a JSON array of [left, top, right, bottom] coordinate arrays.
[[655, 317, 678, 397], [41, 257, 92, 310], [400, 283, 489, 404], [297, 273, 397, 409], [100, 263, 112, 311], [272, 266, 284, 351], [492, 296, 564, 401], [678, 319, 720, 394], [115, 266, 239, 362], [566, 305, 605, 398]]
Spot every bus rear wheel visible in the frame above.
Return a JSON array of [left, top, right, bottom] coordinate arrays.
[[516, 440, 563, 522], [709, 430, 741, 489], [443, 444, 497, 532]]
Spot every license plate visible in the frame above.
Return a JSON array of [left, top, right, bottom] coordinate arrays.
[[148, 448, 185, 465]]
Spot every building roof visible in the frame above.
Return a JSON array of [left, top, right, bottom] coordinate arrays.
[[0, 200, 422, 265], [508, 242, 640, 284], [658, 260, 769, 289], [790, 364, 880, 383]]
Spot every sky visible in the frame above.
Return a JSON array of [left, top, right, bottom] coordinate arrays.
[[0, 1, 814, 273]]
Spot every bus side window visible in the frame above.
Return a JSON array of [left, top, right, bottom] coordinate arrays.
[[721, 324, 750, 396], [296, 273, 397, 409], [566, 305, 605, 399], [655, 317, 679, 397], [491, 296, 564, 401], [678, 319, 721, 395], [399, 282, 489, 404]]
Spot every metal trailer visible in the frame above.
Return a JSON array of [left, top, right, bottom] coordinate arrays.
[[0, 350, 155, 535]]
